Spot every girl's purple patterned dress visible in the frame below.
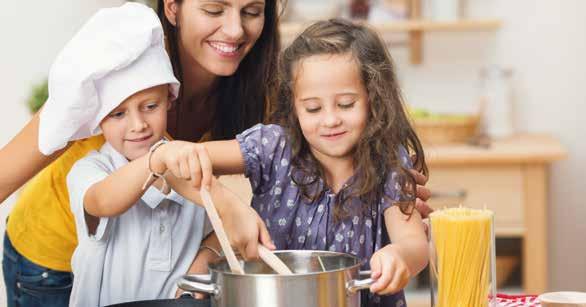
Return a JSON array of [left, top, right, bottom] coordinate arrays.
[[237, 124, 412, 307]]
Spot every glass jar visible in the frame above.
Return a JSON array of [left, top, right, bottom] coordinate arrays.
[[429, 207, 497, 307], [479, 66, 515, 139]]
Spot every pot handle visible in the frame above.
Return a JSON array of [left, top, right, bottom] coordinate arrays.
[[359, 270, 371, 277], [347, 278, 375, 293], [177, 274, 219, 296]]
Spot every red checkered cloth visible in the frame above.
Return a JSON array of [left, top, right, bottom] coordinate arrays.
[[495, 294, 540, 307]]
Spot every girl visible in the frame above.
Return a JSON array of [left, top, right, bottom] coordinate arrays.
[[188, 19, 430, 306]]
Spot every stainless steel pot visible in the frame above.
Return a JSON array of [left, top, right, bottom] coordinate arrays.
[[177, 250, 374, 307]]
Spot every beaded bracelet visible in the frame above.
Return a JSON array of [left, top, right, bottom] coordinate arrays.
[[141, 138, 169, 192]]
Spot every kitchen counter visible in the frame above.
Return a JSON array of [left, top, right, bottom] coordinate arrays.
[[423, 133, 567, 294]]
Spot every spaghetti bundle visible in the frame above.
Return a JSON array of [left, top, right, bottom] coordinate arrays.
[[430, 207, 495, 307]]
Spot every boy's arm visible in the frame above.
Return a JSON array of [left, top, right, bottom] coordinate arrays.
[[0, 111, 70, 203], [384, 206, 429, 275], [82, 139, 244, 217], [83, 154, 154, 217], [166, 175, 274, 259]]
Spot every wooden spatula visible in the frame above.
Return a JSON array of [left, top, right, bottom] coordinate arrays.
[[200, 188, 244, 274], [258, 245, 293, 275]]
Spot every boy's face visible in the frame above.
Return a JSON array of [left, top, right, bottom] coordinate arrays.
[[100, 85, 170, 160], [292, 53, 369, 164]]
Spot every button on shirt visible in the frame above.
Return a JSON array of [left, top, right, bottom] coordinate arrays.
[[67, 142, 212, 307]]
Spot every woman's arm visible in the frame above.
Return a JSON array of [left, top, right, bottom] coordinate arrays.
[[186, 233, 222, 275], [176, 234, 221, 298], [411, 169, 433, 218], [0, 111, 70, 203]]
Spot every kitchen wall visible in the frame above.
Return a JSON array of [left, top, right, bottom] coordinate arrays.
[[0, 0, 584, 292], [396, 0, 586, 291], [0, 0, 125, 300]]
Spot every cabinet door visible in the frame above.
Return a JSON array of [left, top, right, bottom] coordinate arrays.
[[427, 165, 524, 236]]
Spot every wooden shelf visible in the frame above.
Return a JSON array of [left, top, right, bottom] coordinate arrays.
[[280, 19, 501, 37], [424, 134, 567, 166], [279, 19, 502, 64]]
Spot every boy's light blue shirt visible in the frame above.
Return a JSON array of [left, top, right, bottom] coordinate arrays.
[[67, 142, 212, 307]]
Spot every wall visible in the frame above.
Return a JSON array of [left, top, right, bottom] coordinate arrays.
[[0, 0, 124, 300], [395, 0, 586, 291]]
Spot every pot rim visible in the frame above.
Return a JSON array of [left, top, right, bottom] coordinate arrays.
[[208, 250, 364, 277]]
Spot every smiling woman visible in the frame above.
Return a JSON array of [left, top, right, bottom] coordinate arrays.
[[158, 0, 281, 142]]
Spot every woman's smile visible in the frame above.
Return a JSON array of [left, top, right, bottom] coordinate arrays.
[[208, 41, 244, 58]]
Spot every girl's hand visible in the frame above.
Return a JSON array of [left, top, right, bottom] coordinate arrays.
[[152, 141, 213, 189], [369, 244, 411, 295]]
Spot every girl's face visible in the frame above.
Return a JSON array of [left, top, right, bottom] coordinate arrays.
[[169, 0, 266, 76], [293, 53, 369, 163], [100, 85, 170, 161]]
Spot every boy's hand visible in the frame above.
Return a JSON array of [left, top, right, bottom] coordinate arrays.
[[369, 244, 411, 295], [207, 181, 275, 260], [152, 141, 213, 189]]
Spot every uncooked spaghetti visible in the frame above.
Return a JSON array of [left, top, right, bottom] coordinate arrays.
[[430, 207, 495, 307]]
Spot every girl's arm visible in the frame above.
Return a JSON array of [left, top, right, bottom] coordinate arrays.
[[203, 140, 246, 175], [384, 206, 428, 274], [369, 206, 429, 295], [0, 111, 70, 203]]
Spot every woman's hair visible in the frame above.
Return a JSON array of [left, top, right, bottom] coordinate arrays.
[[272, 19, 428, 220], [157, 0, 282, 140]]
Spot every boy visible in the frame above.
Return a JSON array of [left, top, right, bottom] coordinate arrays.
[[36, 3, 270, 306]]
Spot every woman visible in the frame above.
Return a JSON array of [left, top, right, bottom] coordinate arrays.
[[0, 1, 431, 306]]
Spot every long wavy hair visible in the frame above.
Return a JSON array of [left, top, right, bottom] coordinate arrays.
[[157, 0, 283, 140], [272, 19, 428, 219]]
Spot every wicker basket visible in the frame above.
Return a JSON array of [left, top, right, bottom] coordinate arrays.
[[412, 115, 480, 144]]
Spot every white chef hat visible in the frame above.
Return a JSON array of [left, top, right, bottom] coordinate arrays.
[[38, 2, 180, 155]]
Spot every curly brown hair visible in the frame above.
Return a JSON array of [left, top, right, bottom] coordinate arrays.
[[271, 19, 428, 220]]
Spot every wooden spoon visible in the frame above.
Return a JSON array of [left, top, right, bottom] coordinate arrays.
[[258, 245, 293, 275], [200, 188, 245, 274]]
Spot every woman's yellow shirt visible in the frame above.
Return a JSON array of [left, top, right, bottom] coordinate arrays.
[[6, 135, 105, 272]]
